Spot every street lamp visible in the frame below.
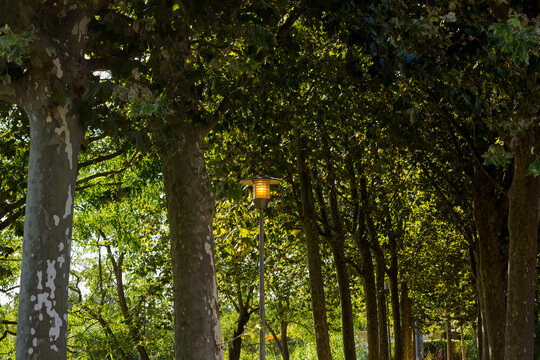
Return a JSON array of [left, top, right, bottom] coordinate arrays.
[[239, 175, 281, 360]]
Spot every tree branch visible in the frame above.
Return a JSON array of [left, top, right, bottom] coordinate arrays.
[[76, 168, 127, 186], [0, 205, 25, 231], [444, 113, 507, 195], [78, 146, 127, 168], [0, 285, 19, 294], [0, 197, 26, 218]]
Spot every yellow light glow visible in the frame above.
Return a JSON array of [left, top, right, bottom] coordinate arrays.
[[254, 179, 270, 200]]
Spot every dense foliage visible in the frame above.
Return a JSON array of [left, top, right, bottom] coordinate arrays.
[[0, 0, 538, 359]]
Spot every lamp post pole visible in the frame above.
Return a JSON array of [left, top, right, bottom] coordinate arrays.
[[239, 175, 281, 360], [258, 207, 265, 360]]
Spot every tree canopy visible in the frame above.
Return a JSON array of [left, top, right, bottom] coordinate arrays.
[[0, 1, 539, 360]]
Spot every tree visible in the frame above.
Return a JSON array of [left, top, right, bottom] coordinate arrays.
[[0, 2, 107, 357]]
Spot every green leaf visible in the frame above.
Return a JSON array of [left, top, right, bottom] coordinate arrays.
[[508, 17, 522, 30], [482, 143, 513, 168], [527, 160, 540, 177]]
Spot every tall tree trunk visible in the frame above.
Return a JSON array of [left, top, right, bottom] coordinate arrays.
[[332, 249, 357, 360], [295, 130, 333, 360], [15, 95, 83, 359], [389, 273, 402, 360], [356, 174, 380, 360], [105, 246, 150, 360], [504, 131, 540, 360], [13, 6, 92, 358], [473, 160, 507, 360], [412, 325, 417, 360], [479, 308, 488, 360], [446, 321, 453, 360], [154, 118, 223, 360], [375, 254, 390, 360], [400, 283, 413, 360], [229, 309, 250, 360], [267, 318, 291, 360], [326, 167, 356, 360], [356, 235, 380, 360], [474, 252, 487, 360], [389, 235, 403, 360], [460, 326, 466, 360], [280, 320, 290, 360]]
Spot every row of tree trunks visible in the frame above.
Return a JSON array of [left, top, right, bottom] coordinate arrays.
[[472, 157, 507, 360], [323, 147, 357, 360], [294, 132, 419, 360], [295, 130, 333, 360], [470, 127, 540, 360]]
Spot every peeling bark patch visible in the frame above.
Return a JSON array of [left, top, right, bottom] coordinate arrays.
[[31, 328, 35, 335], [72, 16, 90, 43], [27, 348, 33, 355], [34, 292, 63, 342], [57, 254, 65, 268], [51, 344, 58, 352], [37, 271, 43, 290], [59, 243, 64, 251], [54, 107, 73, 169], [45, 260, 57, 299], [53, 215, 60, 226], [63, 185, 72, 218], [52, 58, 63, 78], [33, 338, 37, 347]]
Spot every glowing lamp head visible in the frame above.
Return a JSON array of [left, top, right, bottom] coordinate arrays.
[[240, 175, 281, 209], [254, 179, 271, 200]]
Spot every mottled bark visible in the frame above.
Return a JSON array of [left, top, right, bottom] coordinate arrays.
[[9, 5, 93, 358], [153, 118, 223, 360], [15, 96, 83, 359], [472, 160, 507, 360], [504, 130, 540, 360], [295, 131, 333, 360]]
